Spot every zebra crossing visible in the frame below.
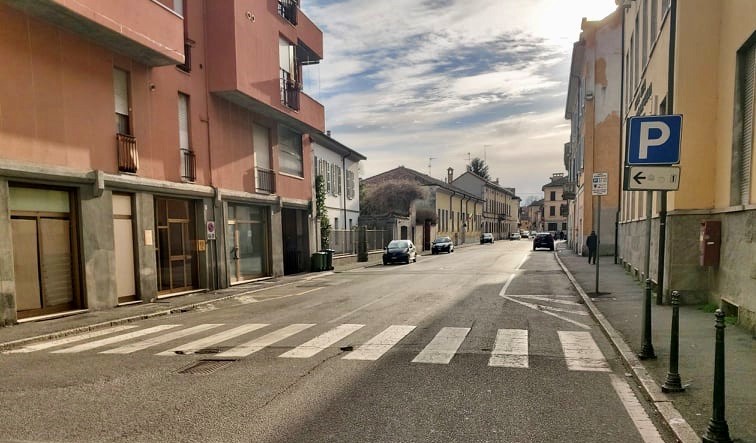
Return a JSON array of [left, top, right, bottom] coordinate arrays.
[[5, 323, 611, 372]]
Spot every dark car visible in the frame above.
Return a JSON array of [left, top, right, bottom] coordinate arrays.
[[431, 236, 454, 254], [480, 233, 494, 244], [532, 232, 555, 251], [383, 240, 417, 265]]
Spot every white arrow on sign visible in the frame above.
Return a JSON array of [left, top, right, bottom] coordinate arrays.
[[625, 166, 681, 191]]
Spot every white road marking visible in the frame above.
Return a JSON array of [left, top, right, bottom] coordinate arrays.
[[516, 254, 529, 270], [3, 326, 138, 353], [101, 324, 224, 354], [557, 331, 610, 372], [52, 325, 181, 353], [502, 296, 591, 330], [216, 324, 315, 358], [411, 327, 470, 365], [280, 324, 365, 358], [499, 273, 517, 295], [610, 374, 666, 443], [295, 287, 323, 296], [508, 294, 583, 306], [327, 296, 391, 323], [489, 329, 529, 368], [343, 325, 416, 361], [157, 324, 269, 356]]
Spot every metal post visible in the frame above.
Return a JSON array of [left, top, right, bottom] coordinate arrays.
[[662, 290, 684, 392], [656, 191, 667, 305], [357, 226, 368, 262], [595, 195, 601, 294], [638, 278, 657, 359], [638, 192, 656, 360], [701, 310, 733, 443]]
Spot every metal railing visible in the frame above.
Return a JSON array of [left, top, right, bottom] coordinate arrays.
[[280, 69, 300, 110], [180, 148, 196, 182], [255, 167, 275, 193], [116, 133, 138, 173], [326, 229, 388, 255], [277, 0, 298, 25], [177, 41, 192, 72]]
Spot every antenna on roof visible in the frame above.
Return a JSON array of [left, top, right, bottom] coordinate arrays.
[[428, 157, 436, 176]]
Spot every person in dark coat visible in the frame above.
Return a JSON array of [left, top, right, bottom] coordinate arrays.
[[586, 231, 598, 264]]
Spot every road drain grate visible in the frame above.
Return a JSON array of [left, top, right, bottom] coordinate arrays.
[[178, 359, 235, 375]]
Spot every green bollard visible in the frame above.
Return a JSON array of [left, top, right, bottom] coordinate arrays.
[[662, 290, 684, 393], [701, 309, 733, 443], [638, 279, 657, 360]]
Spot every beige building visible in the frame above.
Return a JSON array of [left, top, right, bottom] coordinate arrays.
[[542, 174, 568, 235], [525, 199, 544, 232], [452, 171, 520, 240], [565, 12, 622, 256], [617, 0, 756, 331]]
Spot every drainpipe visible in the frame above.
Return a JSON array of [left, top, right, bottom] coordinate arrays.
[[202, 0, 219, 290], [341, 153, 348, 230], [616, 4, 626, 265]]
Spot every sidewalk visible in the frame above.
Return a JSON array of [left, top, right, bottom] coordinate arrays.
[[556, 244, 755, 443]]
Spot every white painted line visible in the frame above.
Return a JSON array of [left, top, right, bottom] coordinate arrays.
[[101, 324, 224, 354], [411, 327, 470, 365], [52, 325, 181, 353], [508, 295, 583, 306], [515, 254, 529, 270], [327, 296, 389, 324], [499, 273, 516, 296], [280, 324, 365, 358], [610, 374, 666, 443], [558, 331, 610, 372], [343, 325, 416, 361], [294, 287, 323, 296], [216, 324, 315, 358], [502, 296, 591, 330], [157, 324, 269, 356], [489, 329, 529, 368], [3, 326, 139, 353]]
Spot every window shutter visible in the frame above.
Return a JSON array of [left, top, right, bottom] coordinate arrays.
[[178, 93, 189, 150], [113, 68, 129, 115], [740, 44, 755, 205]]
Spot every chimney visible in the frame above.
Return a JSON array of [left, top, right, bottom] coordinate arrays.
[[447, 167, 454, 183]]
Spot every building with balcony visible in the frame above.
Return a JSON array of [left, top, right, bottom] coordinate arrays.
[[615, 0, 756, 331], [525, 199, 545, 233], [451, 171, 520, 240], [542, 174, 568, 235], [0, 0, 327, 325], [565, 11, 622, 256]]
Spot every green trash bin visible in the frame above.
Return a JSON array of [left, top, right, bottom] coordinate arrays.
[[322, 249, 335, 270], [310, 252, 326, 271]]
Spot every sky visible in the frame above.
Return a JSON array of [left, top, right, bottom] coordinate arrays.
[[300, 0, 618, 202]]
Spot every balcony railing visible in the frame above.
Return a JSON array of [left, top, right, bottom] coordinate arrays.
[[277, 0, 298, 25], [177, 41, 192, 72], [280, 69, 301, 111], [116, 133, 138, 173], [255, 167, 275, 194], [180, 148, 196, 182]]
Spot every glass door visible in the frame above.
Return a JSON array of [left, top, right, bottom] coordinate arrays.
[[227, 204, 268, 283], [155, 198, 197, 293]]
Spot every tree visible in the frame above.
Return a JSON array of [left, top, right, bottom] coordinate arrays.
[[467, 157, 490, 180], [315, 175, 330, 249], [361, 180, 424, 216]]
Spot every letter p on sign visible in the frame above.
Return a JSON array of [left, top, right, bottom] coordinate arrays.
[[627, 115, 682, 165]]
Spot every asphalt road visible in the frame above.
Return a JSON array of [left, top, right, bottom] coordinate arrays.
[[0, 240, 674, 442]]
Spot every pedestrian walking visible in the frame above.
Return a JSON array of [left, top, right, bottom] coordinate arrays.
[[586, 231, 597, 264]]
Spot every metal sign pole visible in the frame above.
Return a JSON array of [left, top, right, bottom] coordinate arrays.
[[595, 195, 601, 295]]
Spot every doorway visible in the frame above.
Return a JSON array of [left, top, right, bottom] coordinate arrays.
[[226, 204, 269, 283], [281, 208, 308, 275], [113, 194, 137, 303], [155, 197, 197, 294], [10, 187, 79, 318]]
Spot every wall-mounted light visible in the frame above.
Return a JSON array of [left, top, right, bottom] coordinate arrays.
[[149, 83, 156, 91], [245, 11, 255, 22], [585, 92, 594, 101]]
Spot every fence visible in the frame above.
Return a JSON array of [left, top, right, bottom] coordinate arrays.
[[327, 229, 389, 255]]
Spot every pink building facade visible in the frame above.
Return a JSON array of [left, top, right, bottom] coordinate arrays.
[[0, 0, 326, 323]]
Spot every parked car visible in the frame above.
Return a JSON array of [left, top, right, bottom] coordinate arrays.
[[521, 231, 530, 239], [480, 233, 494, 244], [431, 236, 454, 254], [383, 239, 417, 264], [533, 232, 555, 251], [509, 232, 521, 240]]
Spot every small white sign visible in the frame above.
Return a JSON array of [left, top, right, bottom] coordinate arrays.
[[206, 221, 216, 240], [625, 166, 681, 191], [592, 172, 608, 196]]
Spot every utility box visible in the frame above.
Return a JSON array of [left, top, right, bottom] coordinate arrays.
[[699, 220, 721, 267]]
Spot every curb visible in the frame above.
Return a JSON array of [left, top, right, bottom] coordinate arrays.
[[554, 249, 699, 443], [0, 276, 325, 352]]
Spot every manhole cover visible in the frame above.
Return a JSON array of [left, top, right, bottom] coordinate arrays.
[[178, 359, 235, 375]]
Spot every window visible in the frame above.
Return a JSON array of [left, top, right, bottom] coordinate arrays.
[[334, 217, 339, 230], [732, 34, 755, 206], [550, 191, 556, 201], [178, 93, 190, 150], [346, 170, 355, 200], [113, 68, 131, 135], [278, 126, 303, 176], [549, 206, 556, 217], [650, 0, 658, 44]]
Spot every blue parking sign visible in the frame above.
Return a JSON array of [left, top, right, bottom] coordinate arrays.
[[627, 115, 682, 165]]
